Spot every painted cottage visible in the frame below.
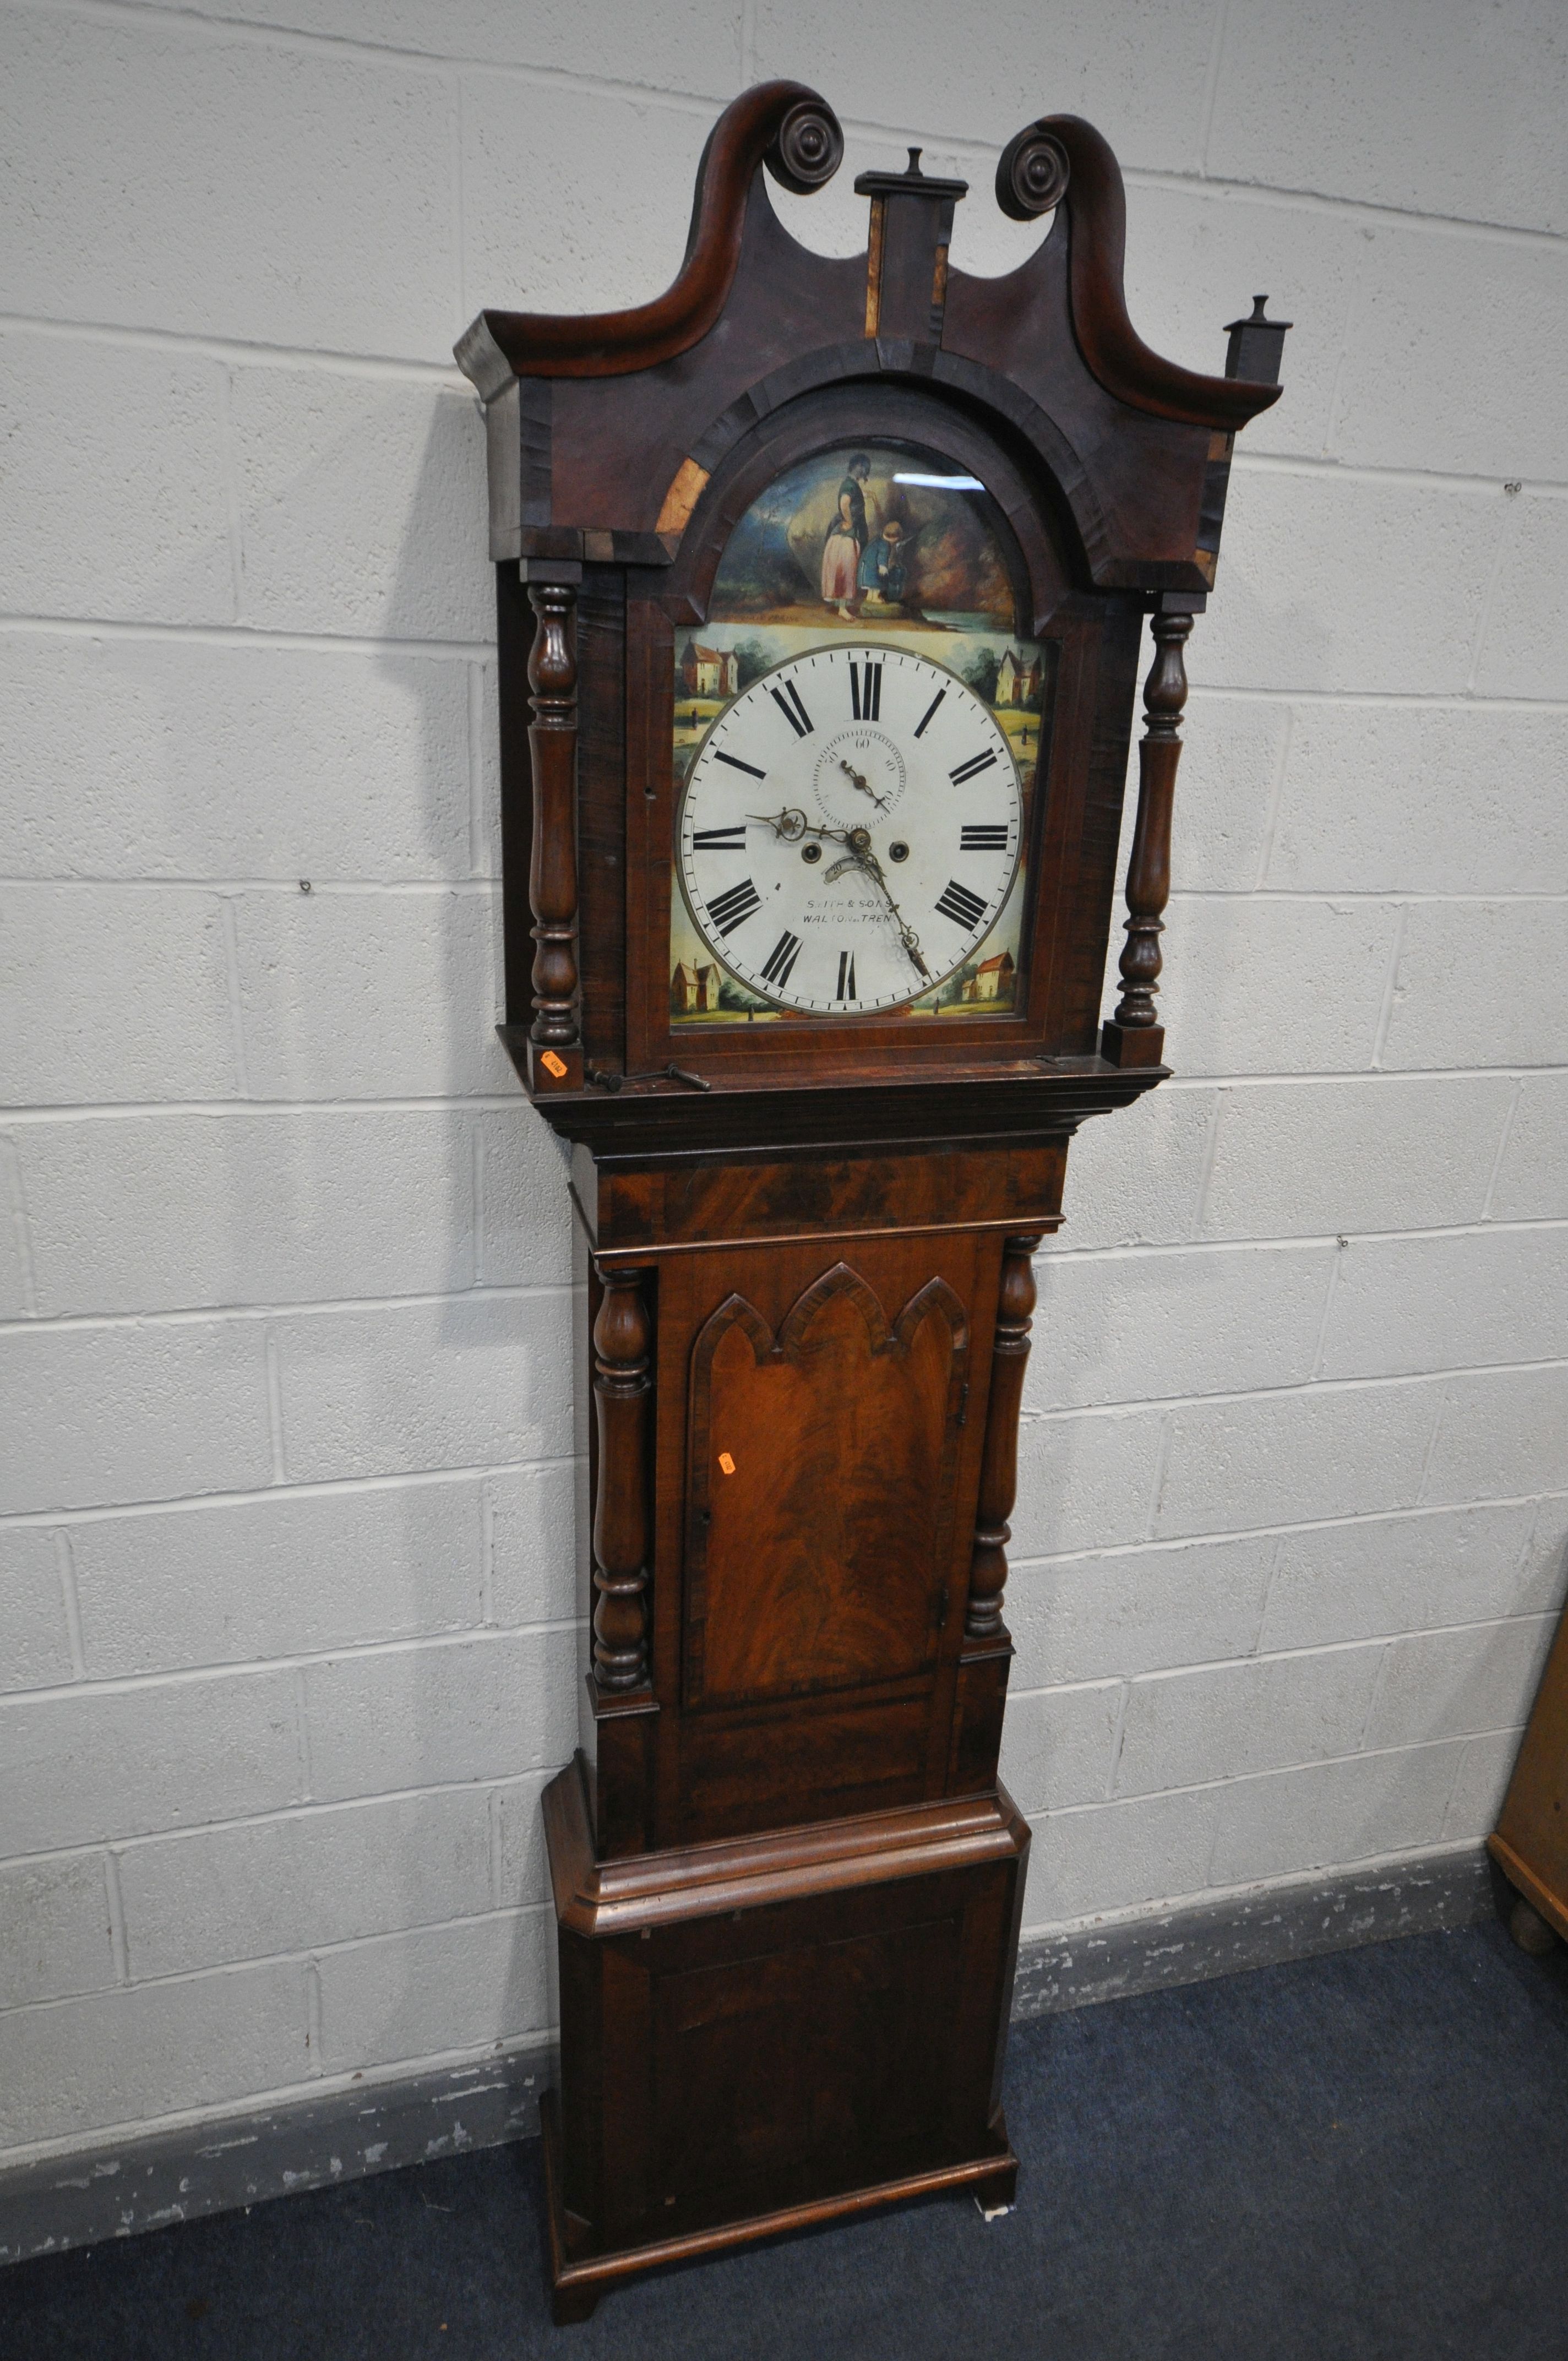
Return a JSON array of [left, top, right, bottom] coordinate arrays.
[[961, 950, 1015, 1004], [680, 643, 741, 699], [995, 649, 1041, 706], [672, 962, 722, 1014]]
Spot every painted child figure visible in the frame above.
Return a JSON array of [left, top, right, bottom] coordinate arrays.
[[857, 518, 908, 607]]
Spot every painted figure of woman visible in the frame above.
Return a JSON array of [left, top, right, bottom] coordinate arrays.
[[820, 453, 870, 617]]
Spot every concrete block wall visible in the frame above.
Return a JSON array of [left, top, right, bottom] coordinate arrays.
[[1, 0, 1564, 2174]]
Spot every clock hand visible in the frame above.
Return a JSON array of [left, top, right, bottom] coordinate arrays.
[[749, 809, 859, 848], [748, 805, 809, 842], [839, 758, 888, 811], [746, 807, 929, 981], [843, 843, 932, 981]]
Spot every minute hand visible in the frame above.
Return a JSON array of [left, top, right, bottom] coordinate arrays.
[[851, 847, 931, 982]]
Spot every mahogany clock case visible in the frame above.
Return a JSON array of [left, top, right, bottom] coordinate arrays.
[[456, 80, 1287, 2321]]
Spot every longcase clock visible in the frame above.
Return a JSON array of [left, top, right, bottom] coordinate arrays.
[[455, 82, 1287, 2322]]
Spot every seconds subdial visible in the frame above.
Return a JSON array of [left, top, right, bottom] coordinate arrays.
[[814, 726, 906, 824]]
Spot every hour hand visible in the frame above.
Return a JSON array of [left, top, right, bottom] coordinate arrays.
[[749, 810, 857, 848], [748, 806, 809, 842]]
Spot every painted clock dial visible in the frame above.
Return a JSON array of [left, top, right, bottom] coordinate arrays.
[[678, 644, 1022, 1016]]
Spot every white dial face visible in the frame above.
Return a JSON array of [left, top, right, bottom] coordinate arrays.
[[677, 645, 1022, 1016]]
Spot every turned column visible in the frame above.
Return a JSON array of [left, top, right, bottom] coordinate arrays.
[[525, 577, 581, 1089], [966, 1234, 1043, 1640], [1101, 602, 1195, 1069], [590, 1266, 651, 1692]]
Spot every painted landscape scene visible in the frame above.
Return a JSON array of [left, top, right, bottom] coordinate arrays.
[[669, 441, 1056, 1024], [706, 441, 1017, 630]]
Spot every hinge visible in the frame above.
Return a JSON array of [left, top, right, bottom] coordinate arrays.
[[957, 1380, 970, 1428]]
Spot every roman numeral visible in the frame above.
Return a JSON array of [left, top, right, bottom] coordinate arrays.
[[935, 878, 988, 929], [712, 750, 766, 780], [835, 950, 857, 1002], [950, 749, 998, 785], [760, 929, 802, 988], [692, 825, 747, 851], [848, 660, 882, 721], [960, 824, 1009, 851], [769, 681, 814, 738], [705, 877, 761, 937], [913, 687, 946, 738]]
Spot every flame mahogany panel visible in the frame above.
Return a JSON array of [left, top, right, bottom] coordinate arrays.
[[642, 1228, 1004, 1847], [684, 1264, 969, 1711]]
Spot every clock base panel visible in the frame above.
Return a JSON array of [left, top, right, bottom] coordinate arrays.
[[540, 2090, 1018, 2325], [541, 1758, 1029, 2323]]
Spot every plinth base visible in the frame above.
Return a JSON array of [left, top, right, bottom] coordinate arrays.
[[540, 2086, 1017, 2323], [540, 1757, 1030, 2324]]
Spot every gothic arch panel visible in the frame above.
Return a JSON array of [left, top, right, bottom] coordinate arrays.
[[684, 1262, 969, 1709]]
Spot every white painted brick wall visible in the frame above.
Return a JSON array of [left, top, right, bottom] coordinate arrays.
[[1, 637, 480, 881], [68, 1480, 487, 1673], [0, 1532, 75, 1693], [1, 0, 1564, 2170], [0, 1856, 115, 2010], [0, 1671, 303, 1854], [1195, 1078, 1515, 1239], [116, 1789, 496, 1979], [2, 885, 241, 1106]]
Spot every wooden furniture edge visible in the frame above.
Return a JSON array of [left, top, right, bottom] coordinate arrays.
[[540, 2086, 1016, 2318], [455, 88, 1280, 437], [543, 1755, 1030, 1936], [1487, 1831, 1568, 1944], [1031, 114, 1282, 428], [567, 1185, 1066, 1261]]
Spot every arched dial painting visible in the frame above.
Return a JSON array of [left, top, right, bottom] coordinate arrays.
[[454, 75, 1286, 2325], [670, 442, 1052, 1022]]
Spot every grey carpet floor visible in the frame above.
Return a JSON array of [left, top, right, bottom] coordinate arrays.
[[4, 1915, 1566, 2360]]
